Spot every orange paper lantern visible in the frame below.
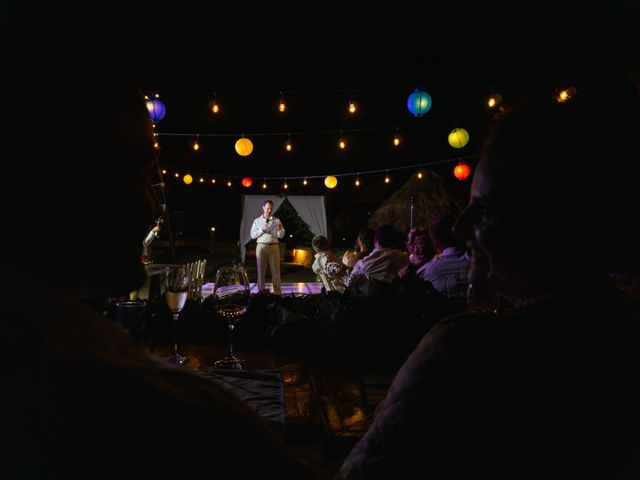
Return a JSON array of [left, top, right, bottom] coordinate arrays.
[[235, 137, 253, 156], [241, 177, 253, 188]]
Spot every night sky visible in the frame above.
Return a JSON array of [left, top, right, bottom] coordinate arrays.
[[6, 1, 640, 244]]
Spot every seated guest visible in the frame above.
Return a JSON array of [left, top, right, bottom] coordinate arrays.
[[337, 79, 640, 479], [348, 224, 409, 286], [416, 214, 470, 298], [311, 235, 346, 293], [397, 225, 434, 281], [342, 227, 375, 270], [0, 12, 316, 479]]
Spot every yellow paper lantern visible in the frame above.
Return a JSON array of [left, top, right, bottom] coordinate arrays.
[[448, 128, 469, 149], [235, 137, 254, 156], [324, 175, 338, 189], [183, 174, 193, 185]]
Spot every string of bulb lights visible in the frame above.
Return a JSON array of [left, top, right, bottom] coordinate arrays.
[[144, 83, 581, 187]]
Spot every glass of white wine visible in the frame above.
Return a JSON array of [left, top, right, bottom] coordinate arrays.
[[164, 265, 190, 365], [212, 264, 250, 369]]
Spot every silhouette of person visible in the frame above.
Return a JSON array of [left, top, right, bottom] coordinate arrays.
[[0, 8, 316, 479], [338, 79, 640, 479]]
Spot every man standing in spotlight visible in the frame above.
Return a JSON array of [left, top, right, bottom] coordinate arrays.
[[250, 200, 285, 294]]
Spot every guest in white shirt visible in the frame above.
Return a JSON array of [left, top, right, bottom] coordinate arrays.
[[250, 200, 285, 294], [417, 214, 470, 298], [348, 224, 409, 286]]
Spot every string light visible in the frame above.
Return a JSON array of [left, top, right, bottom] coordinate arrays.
[[193, 135, 200, 151], [283, 179, 288, 190], [210, 92, 220, 114], [555, 86, 576, 103], [159, 153, 479, 189], [278, 91, 286, 112], [338, 134, 347, 150], [347, 92, 357, 114], [285, 133, 292, 152], [227, 178, 232, 187], [199, 177, 204, 183]]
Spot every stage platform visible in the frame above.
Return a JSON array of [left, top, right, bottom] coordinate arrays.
[[202, 282, 324, 297]]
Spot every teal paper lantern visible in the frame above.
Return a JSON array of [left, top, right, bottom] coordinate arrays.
[[407, 88, 432, 117], [146, 98, 166, 122]]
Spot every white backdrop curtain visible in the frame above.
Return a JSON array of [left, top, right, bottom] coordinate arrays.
[[239, 195, 326, 261]]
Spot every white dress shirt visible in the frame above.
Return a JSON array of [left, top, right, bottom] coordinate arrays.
[[250, 215, 285, 243]]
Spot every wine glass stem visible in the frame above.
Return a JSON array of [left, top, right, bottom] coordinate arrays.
[[172, 313, 180, 356], [228, 323, 235, 357]]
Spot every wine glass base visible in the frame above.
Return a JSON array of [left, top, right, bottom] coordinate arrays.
[[165, 353, 189, 365], [213, 356, 245, 370]]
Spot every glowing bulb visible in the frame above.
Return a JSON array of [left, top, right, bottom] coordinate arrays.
[[348, 102, 357, 114], [355, 178, 360, 186], [488, 97, 496, 107], [393, 135, 400, 146], [303, 179, 308, 186], [212, 102, 220, 114], [183, 174, 193, 185], [153, 141, 159, 149], [193, 141, 199, 151], [199, 177, 204, 183], [211, 227, 216, 231], [174, 172, 179, 178], [161, 169, 167, 174], [284, 182, 288, 189], [338, 138, 347, 150], [211, 178, 216, 184], [285, 141, 292, 152], [227, 180, 232, 187], [262, 182, 267, 189], [385, 176, 390, 184], [278, 100, 286, 112], [417, 171, 423, 179]]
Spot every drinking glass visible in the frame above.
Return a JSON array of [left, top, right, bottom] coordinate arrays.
[[212, 264, 250, 369], [115, 300, 146, 348], [164, 265, 190, 365]]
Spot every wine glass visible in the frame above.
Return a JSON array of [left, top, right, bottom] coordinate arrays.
[[164, 265, 190, 365], [212, 264, 250, 369]]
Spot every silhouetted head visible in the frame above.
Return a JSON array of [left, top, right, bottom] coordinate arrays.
[[375, 224, 400, 249], [429, 215, 463, 252], [312, 235, 331, 253], [454, 78, 640, 299], [0, 11, 159, 298], [356, 228, 375, 253]]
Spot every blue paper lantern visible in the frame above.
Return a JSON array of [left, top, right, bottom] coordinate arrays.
[[146, 98, 166, 122], [407, 88, 432, 117]]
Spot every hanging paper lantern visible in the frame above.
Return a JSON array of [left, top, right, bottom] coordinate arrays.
[[448, 128, 470, 149], [453, 162, 471, 181], [241, 177, 253, 188], [235, 137, 254, 156], [324, 175, 338, 189], [146, 98, 166, 122], [406, 88, 432, 117], [183, 174, 193, 185]]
